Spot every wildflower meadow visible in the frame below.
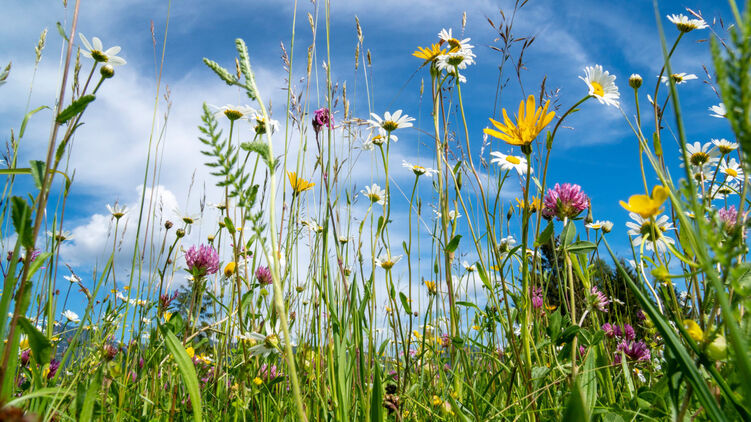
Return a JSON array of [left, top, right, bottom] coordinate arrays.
[[2, 0, 751, 420]]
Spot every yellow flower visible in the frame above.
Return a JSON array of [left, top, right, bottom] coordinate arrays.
[[683, 320, 704, 342], [424, 280, 437, 295], [224, 262, 236, 277], [484, 95, 555, 147], [288, 171, 315, 194], [432, 395, 443, 406], [19, 336, 29, 351], [515, 196, 541, 213], [185, 346, 195, 358], [620, 185, 668, 218], [163, 311, 173, 322], [412, 43, 447, 64], [545, 304, 557, 311], [253, 377, 263, 386], [472, 325, 481, 331]]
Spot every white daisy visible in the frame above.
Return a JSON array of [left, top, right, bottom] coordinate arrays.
[[250, 111, 280, 135], [661, 72, 697, 86], [361, 184, 387, 206], [79, 34, 126, 66], [48, 230, 73, 242], [720, 158, 744, 182], [107, 203, 128, 219], [681, 141, 719, 168], [434, 209, 462, 221], [498, 236, 516, 256], [586, 220, 614, 233], [210, 104, 256, 122], [402, 160, 438, 177], [667, 14, 708, 32], [367, 110, 414, 133], [64, 274, 81, 284], [375, 254, 402, 270], [62, 310, 80, 323], [437, 28, 474, 53], [712, 138, 738, 154], [462, 261, 476, 272], [626, 213, 675, 253], [490, 151, 530, 175], [709, 181, 740, 200], [436, 49, 476, 73], [300, 218, 323, 234], [580, 65, 620, 107], [245, 321, 289, 357], [709, 103, 726, 118]]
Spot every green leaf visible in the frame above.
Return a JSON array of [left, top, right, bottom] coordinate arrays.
[[11, 196, 33, 249], [535, 221, 554, 247], [56, 94, 95, 124], [446, 235, 462, 253], [476, 263, 493, 291], [56, 22, 69, 41], [79, 367, 102, 422], [160, 327, 202, 422], [546, 310, 562, 342], [730, 263, 751, 295], [581, 348, 598, 416], [370, 359, 384, 422], [223, 217, 235, 233], [27, 252, 52, 280], [29, 160, 46, 190], [19, 105, 49, 139], [561, 220, 577, 246], [563, 380, 590, 421], [567, 241, 596, 255], [18, 317, 52, 364], [241, 140, 274, 169], [399, 292, 412, 314]]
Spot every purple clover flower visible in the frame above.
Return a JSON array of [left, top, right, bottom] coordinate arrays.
[[185, 244, 220, 277], [312, 107, 333, 134], [541, 183, 589, 221], [589, 286, 609, 312], [602, 323, 617, 338], [622, 324, 635, 342], [47, 359, 60, 379], [255, 265, 273, 285], [614, 340, 651, 364], [531, 287, 544, 309]]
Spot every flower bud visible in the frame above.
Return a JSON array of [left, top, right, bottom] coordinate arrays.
[[164, 220, 173, 230], [100, 64, 115, 79], [175, 228, 185, 238], [706, 335, 727, 361], [629, 74, 642, 89]]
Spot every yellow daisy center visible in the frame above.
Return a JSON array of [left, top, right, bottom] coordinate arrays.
[[224, 109, 244, 121], [382, 120, 398, 132], [447, 38, 462, 52], [725, 168, 738, 178], [690, 152, 710, 166], [505, 155, 521, 165], [590, 81, 604, 97]]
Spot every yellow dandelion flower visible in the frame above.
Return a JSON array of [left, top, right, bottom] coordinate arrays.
[[484, 95, 555, 147], [620, 185, 668, 218], [288, 171, 315, 194], [185, 346, 195, 358], [412, 43, 447, 64], [515, 196, 541, 213], [224, 262, 236, 277], [424, 280, 437, 295], [253, 377, 263, 386], [683, 319, 704, 342]]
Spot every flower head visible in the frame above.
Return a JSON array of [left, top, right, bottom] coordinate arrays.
[[368, 110, 414, 133], [402, 160, 438, 177], [185, 244, 220, 277], [614, 340, 650, 364], [718, 206, 741, 231], [107, 203, 128, 220], [586, 220, 614, 233], [602, 323, 620, 338], [709, 103, 726, 119], [288, 171, 315, 194], [720, 158, 744, 182], [47, 359, 61, 379], [580, 65, 620, 107], [79, 34, 126, 65], [661, 72, 697, 86], [62, 309, 80, 323], [255, 266, 273, 285], [484, 95, 555, 147], [667, 13, 708, 32], [413, 43, 448, 64], [712, 138, 737, 154], [628, 74, 643, 89], [620, 185, 669, 218], [312, 107, 333, 134], [490, 151, 531, 175], [589, 287, 609, 312], [361, 184, 387, 206], [375, 254, 402, 270], [681, 141, 719, 168], [531, 287, 544, 310], [626, 213, 675, 253], [210, 104, 256, 121], [541, 183, 589, 220], [224, 262, 236, 277]]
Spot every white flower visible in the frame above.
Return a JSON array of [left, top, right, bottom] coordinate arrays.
[[661, 72, 697, 86], [634, 367, 647, 383], [712, 138, 738, 154], [245, 320, 290, 357], [375, 254, 402, 270], [79, 34, 126, 66], [62, 310, 80, 323], [367, 110, 414, 133], [107, 203, 128, 219], [580, 65, 620, 107], [708, 181, 740, 200], [436, 49, 476, 73], [64, 274, 81, 284], [709, 103, 726, 118], [490, 151, 530, 175], [434, 209, 462, 221], [173, 207, 200, 225], [250, 110, 280, 135], [586, 220, 614, 233], [300, 218, 323, 233], [210, 104, 257, 122], [667, 13, 708, 32], [462, 261, 476, 272], [47, 230, 73, 242], [141, 317, 151, 324], [361, 184, 387, 206], [438, 28, 474, 53], [368, 128, 398, 148], [720, 158, 744, 182], [402, 160, 437, 177], [626, 213, 675, 253], [681, 141, 718, 168]]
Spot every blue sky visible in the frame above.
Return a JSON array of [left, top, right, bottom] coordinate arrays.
[[0, 0, 738, 323]]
